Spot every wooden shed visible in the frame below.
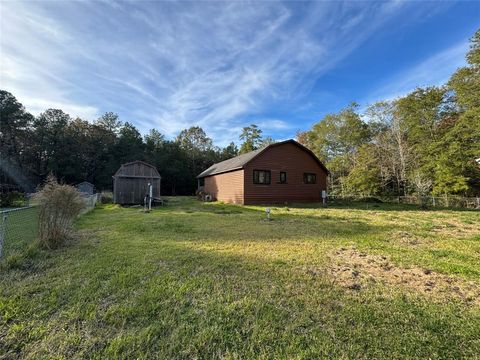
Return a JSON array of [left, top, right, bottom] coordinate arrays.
[[113, 161, 161, 205]]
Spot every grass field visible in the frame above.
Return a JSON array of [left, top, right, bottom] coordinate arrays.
[[1, 197, 480, 358]]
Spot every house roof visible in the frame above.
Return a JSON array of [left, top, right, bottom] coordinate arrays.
[[197, 139, 329, 178]]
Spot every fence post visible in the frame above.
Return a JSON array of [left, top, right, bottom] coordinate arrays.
[[432, 196, 435, 207], [0, 212, 8, 258], [477, 197, 480, 209]]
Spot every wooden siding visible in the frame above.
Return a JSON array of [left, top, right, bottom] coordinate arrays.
[[243, 142, 327, 204], [113, 161, 161, 204], [204, 170, 244, 204], [114, 161, 160, 178]]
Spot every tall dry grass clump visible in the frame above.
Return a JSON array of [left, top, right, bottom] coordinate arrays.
[[34, 175, 85, 249]]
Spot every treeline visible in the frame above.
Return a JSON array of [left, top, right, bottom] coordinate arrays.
[[2, 30, 479, 198], [0, 93, 275, 195], [298, 30, 480, 197]]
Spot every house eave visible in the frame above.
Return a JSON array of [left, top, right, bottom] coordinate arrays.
[[196, 166, 244, 178]]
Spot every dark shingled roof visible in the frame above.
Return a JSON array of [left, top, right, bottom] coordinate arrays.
[[197, 148, 263, 178], [197, 139, 329, 178]]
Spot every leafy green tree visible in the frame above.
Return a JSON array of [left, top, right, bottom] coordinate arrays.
[[114, 122, 145, 164], [394, 86, 453, 193], [219, 142, 238, 160], [154, 141, 190, 195], [2, 30, 479, 197], [365, 101, 410, 195], [31, 109, 71, 180], [239, 124, 262, 154], [432, 108, 480, 195], [440, 29, 480, 195], [344, 144, 381, 196], [176, 126, 214, 188], [260, 136, 276, 148], [0, 90, 34, 160], [0, 90, 35, 189], [96, 112, 122, 134], [449, 30, 480, 111], [176, 126, 213, 153], [300, 103, 370, 195], [145, 129, 165, 153]]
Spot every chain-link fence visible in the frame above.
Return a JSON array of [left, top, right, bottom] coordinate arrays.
[[329, 195, 480, 209], [81, 193, 98, 213], [0, 193, 99, 261], [0, 206, 39, 260]]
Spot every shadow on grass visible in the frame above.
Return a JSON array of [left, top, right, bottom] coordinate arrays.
[[92, 242, 480, 358], [168, 196, 479, 213], [3, 202, 480, 358], [273, 202, 478, 212]]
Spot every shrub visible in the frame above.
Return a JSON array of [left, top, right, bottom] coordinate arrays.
[[100, 191, 113, 204], [34, 175, 85, 249], [0, 191, 25, 207], [356, 196, 383, 203]]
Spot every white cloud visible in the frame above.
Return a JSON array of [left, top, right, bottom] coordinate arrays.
[[1, 0, 455, 145]]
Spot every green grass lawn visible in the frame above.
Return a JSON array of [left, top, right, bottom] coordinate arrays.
[[1, 197, 480, 359]]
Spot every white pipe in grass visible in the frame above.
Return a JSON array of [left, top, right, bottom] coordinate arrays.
[[148, 183, 152, 211]]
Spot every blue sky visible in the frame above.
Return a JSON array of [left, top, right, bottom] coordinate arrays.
[[1, 1, 479, 146]]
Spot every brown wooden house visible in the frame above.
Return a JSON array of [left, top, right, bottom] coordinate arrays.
[[197, 140, 328, 204], [113, 161, 161, 204]]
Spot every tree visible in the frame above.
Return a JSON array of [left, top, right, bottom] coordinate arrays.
[[344, 144, 381, 196], [411, 171, 433, 208], [0, 90, 34, 160], [145, 129, 165, 153], [219, 142, 238, 160], [260, 136, 276, 148], [114, 122, 144, 164], [432, 112, 480, 195], [176, 126, 213, 153], [365, 101, 411, 195], [442, 28, 480, 195], [448, 29, 480, 111], [155, 141, 190, 195], [1, 28, 479, 198], [96, 112, 122, 134], [239, 124, 262, 154], [394, 87, 452, 193], [31, 109, 71, 180], [176, 126, 214, 189], [301, 103, 371, 195], [0, 90, 34, 187]]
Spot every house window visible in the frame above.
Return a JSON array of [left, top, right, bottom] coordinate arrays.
[[279, 172, 287, 184], [253, 170, 271, 184], [304, 173, 316, 184]]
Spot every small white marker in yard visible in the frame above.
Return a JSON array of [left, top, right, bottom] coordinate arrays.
[[266, 207, 271, 221], [322, 190, 327, 207]]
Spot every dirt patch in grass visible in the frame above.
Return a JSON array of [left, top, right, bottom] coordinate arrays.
[[321, 247, 480, 305], [389, 230, 427, 246], [431, 220, 479, 238]]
